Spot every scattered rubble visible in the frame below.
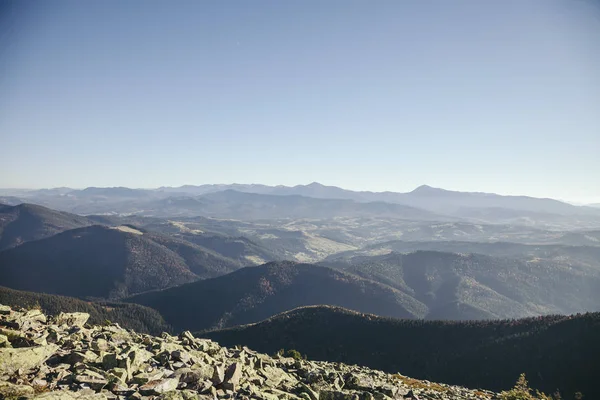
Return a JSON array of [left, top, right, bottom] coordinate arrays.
[[0, 305, 498, 399]]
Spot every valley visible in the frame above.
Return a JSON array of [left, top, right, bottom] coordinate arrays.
[[1, 183, 600, 398]]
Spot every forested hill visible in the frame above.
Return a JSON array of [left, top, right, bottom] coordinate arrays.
[[127, 261, 426, 332], [203, 305, 600, 399], [0, 286, 170, 334]]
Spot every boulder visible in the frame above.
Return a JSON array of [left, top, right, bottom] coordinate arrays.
[[0, 344, 59, 375], [140, 378, 180, 395], [33, 390, 108, 399], [54, 312, 90, 328], [0, 305, 500, 400], [0, 381, 36, 398]]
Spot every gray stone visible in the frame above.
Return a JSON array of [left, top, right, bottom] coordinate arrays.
[[133, 370, 165, 384], [0, 334, 10, 348], [224, 362, 242, 385], [211, 365, 225, 385], [0, 344, 59, 375], [0, 381, 36, 398], [139, 378, 179, 395], [0, 305, 501, 400], [54, 312, 90, 327], [34, 390, 108, 399]]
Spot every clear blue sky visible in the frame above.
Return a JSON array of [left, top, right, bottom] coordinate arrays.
[[1, 1, 599, 202]]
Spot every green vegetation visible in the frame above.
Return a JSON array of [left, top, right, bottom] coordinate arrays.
[[324, 250, 600, 320], [498, 374, 584, 400], [127, 261, 426, 332], [0, 286, 170, 335], [203, 306, 599, 399], [276, 349, 305, 360]]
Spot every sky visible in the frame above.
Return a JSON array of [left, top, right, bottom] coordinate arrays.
[[1, 1, 599, 202]]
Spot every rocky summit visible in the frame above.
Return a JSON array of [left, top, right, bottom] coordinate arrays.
[[0, 305, 498, 400]]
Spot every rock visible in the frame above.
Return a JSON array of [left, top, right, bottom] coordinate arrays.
[[300, 382, 320, 400], [224, 362, 242, 385], [102, 353, 119, 370], [0, 305, 500, 400], [180, 331, 195, 342], [33, 390, 109, 399], [68, 350, 98, 364], [0, 344, 59, 374], [92, 338, 110, 352], [0, 381, 36, 398], [75, 369, 110, 390], [172, 350, 191, 364], [173, 368, 203, 385], [134, 370, 165, 384], [127, 347, 154, 370], [54, 312, 90, 328], [0, 334, 10, 348], [140, 378, 179, 395], [211, 365, 225, 385], [109, 367, 129, 383]]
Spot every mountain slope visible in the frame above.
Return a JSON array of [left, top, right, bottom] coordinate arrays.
[[0, 225, 200, 299], [127, 261, 427, 332], [0, 304, 504, 400], [204, 305, 600, 399], [324, 250, 600, 319], [0, 203, 94, 250], [142, 231, 258, 277], [328, 239, 600, 265], [0, 286, 170, 334]]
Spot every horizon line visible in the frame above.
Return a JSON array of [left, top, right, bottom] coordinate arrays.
[[1, 182, 599, 205]]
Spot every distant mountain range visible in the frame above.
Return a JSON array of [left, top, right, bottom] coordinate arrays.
[[1, 186, 599, 399], [3, 183, 600, 228]]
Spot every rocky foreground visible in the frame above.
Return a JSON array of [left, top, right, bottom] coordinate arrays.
[[0, 305, 499, 400]]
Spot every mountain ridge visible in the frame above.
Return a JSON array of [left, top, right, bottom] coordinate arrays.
[[126, 261, 427, 332], [203, 304, 599, 399]]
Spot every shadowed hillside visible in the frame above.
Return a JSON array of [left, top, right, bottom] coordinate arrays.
[[127, 261, 426, 332], [0, 203, 94, 250], [0, 286, 170, 334], [204, 305, 600, 399], [0, 225, 200, 299], [324, 250, 600, 319]]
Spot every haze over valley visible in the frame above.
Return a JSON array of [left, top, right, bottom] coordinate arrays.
[[1, 182, 600, 398], [2, 1, 599, 399]]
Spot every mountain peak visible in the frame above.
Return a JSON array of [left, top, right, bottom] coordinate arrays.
[[305, 182, 324, 188], [409, 185, 445, 195]]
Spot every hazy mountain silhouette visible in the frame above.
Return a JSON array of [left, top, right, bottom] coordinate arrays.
[[6, 184, 599, 227], [192, 190, 446, 220], [158, 183, 597, 216]]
